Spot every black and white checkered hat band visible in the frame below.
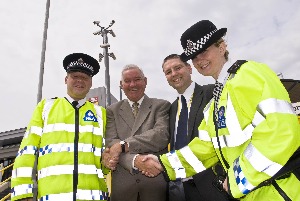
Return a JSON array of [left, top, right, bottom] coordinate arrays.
[[67, 61, 94, 73], [184, 29, 217, 56]]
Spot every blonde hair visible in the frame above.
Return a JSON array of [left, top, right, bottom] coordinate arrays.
[[214, 38, 229, 61]]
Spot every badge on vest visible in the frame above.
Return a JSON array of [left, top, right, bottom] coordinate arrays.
[[83, 110, 98, 122], [217, 106, 226, 129]]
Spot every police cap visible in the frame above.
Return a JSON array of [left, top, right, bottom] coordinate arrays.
[[63, 53, 100, 77]]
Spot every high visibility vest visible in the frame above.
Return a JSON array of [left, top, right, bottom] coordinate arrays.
[[11, 97, 109, 201], [160, 61, 300, 200]]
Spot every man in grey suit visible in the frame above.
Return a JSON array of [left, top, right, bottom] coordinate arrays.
[[104, 64, 171, 201], [162, 54, 228, 201]]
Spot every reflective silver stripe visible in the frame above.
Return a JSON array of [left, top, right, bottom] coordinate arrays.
[[203, 99, 213, 122], [77, 189, 106, 200], [42, 99, 55, 126], [213, 97, 292, 149], [92, 127, 103, 136], [211, 94, 249, 148], [224, 94, 251, 147], [17, 145, 37, 157], [181, 146, 206, 173], [12, 167, 33, 178], [97, 168, 104, 179], [93, 104, 104, 137], [40, 192, 73, 200], [38, 164, 103, 179], [198, 130, 211, 141], [166, 152, 186, 179], [252, 110, 265, 127], [211, 94, 266, 148], [211, 135, 227, 148], [24, 126, 43, 138], [11, 183, 33, 197], [244, 143, 282, 176], [39, 190, 107, 200], [39, 143, 102, 157], [43, 123, 102, 135], [258, 98, 295, 115]]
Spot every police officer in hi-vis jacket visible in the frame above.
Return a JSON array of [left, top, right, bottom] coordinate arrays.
[[11, 53, 109, 201], [142, 20, 300, 201]]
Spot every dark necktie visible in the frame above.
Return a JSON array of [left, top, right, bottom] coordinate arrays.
[[213, 81, 224, 121], [132, 102, 139, 118], [175, 95, 188, 149], [72, 101, 79, 109]]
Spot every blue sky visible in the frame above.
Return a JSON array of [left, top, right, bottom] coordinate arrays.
[[1, 0, 300, 132]]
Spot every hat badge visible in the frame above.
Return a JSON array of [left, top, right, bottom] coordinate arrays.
[[186, 40, 195, 51], [78, 58, 84, 64]]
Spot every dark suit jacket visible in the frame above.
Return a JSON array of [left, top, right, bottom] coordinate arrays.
[[170, 83, 227, 200], [106, 95, 171, 201]]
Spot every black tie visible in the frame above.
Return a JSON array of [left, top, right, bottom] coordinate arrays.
[[213, 81, 224, 121], [72, 101, 79, 109], [175, 95, 188, 149]]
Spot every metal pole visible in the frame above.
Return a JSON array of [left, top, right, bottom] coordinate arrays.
[[93, 20, 116, 107], [37, 0, 50, 103], [102, 31, 111, 106]]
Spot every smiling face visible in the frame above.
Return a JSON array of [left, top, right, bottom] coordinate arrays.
[[65, 71, 92, 101], [191, 41, 227, 80], [120, 68, 147, 102], [162, 57, 192, 94]]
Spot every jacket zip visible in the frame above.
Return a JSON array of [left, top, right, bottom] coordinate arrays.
[[73, 103, 79, 201]]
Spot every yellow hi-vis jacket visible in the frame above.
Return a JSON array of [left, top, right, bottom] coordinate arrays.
[[160, 61, 300, 200], [11, 97, 109, 201]]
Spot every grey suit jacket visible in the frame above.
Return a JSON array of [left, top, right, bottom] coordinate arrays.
[[106, 94, 171, 173]]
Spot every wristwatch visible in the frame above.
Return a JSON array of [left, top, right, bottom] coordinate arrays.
[[120, 140, 126, 153]]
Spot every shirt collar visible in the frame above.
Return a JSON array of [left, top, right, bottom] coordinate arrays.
[[128, 95, 145, 108], [178, 81, 195, 103], [65, 94, 86, 107], [217, 57, 235, 84]]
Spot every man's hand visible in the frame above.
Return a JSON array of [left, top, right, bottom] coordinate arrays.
[[223, 177, 228, 192], [109, 142, 122, 158], [102, 148, 119, 170], [135, 154, 163, 177]]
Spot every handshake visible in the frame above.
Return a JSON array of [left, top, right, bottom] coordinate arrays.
[[102, 144, 163, 177]]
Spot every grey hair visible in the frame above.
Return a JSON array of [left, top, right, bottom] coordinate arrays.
[[121, 64, 145, 81]]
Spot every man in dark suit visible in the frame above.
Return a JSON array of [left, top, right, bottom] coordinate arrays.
[[162, 54, 228, 201], [104, 64, 171, 201]]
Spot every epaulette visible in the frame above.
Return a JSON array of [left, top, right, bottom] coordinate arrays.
[[227, 60, 247, 74]]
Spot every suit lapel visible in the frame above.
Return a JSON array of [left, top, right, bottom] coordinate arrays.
[[132, 95, 151, 134], [188, 84, 203, 141], [119, 100, 135, 130]]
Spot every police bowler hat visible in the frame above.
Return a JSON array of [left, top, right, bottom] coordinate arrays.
[[180, 20, 227, 62], [63, 53, 100, 77]]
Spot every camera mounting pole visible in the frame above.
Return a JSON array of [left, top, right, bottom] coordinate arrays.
[[93, 20, 116, 107]]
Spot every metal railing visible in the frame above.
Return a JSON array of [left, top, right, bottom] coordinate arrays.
[[0, 163, 13, 201]]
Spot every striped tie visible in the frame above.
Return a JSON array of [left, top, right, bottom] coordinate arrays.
[[132, 102, 139, 118], [175, 95, 188, 149]]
